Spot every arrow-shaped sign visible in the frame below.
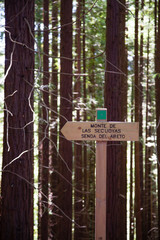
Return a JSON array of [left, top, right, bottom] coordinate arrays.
[[61, 121, 139, 141], [61, 108, 139, 240]]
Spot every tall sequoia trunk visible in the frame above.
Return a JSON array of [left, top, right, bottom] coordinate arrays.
[[88, 44, 96, 239], [56, 0, 73, 239], [74, 0, 83, 238], [82, 0, 89, 237], [139, 2, 144, 237], [145, 30, 152, 239], [36, 1, 43, 239], [41, 0, 50, 239], [134, 0, 142, 239], [0, 0, 34, 239], [130, 82, 134, 240], [50, 0, 58, 238], [105, 0, 126, 239], [144, 6, 153, 238], [155, 0, 160, 238]]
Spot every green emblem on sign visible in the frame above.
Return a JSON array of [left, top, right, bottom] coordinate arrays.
[[97, 109, 107, 120]]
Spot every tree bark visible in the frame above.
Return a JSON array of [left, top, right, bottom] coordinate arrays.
[[139, 2, 144, 237], [36, 2, 43, 239], [0, 0, 34, 239], [155, 0, 160, 238], [50, 0, 59, 238], [82, 0, 90, 237], [56, 0, 73, 238], [105, 0, 126, 239], [144, 7, 153, 238], [74, 0, 83, 238], [41, 0, 50, 239], [130, 82, 134, 240], [134, 0, 142, 239]]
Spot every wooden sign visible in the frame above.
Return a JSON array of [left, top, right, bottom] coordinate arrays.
[[61, 108, 139, 240], [61, 121, 139, 141]]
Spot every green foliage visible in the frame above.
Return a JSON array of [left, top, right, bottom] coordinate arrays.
[[153, 73, 160, 79]]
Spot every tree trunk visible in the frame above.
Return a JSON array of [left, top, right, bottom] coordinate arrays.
[[105, 0, 126, 239], [0, 0, 34, 239], [74, 0, 83, 238], [41, 0, 49, 239], [134, 0, 142, 239], [155, 0, 160, 238], [36, 2, 43, 239], [57, 0, 73, 238], [130, 82, 134, 240], [50, 0, 59, 238], [144, 7, 153, 238], [139, 2, 144, 237], [82, 0, 90, 237]]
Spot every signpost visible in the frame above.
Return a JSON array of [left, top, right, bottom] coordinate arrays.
[[61, 122, 139, 141], [95, 108, 107, 240], [61, 108, 139, 240]]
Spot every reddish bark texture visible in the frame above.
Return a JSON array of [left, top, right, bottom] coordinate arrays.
[[41, 0, 49, 239], [0, 0, 34, 239], [50, 0, 58, 238], [105, 0, 126, 239], [134, 1, 142, 239], [55, 0, 73, 239]]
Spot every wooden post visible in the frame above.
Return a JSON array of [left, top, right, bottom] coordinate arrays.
[[61, 109, 139, 239], [95, 108, 107, 240]]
